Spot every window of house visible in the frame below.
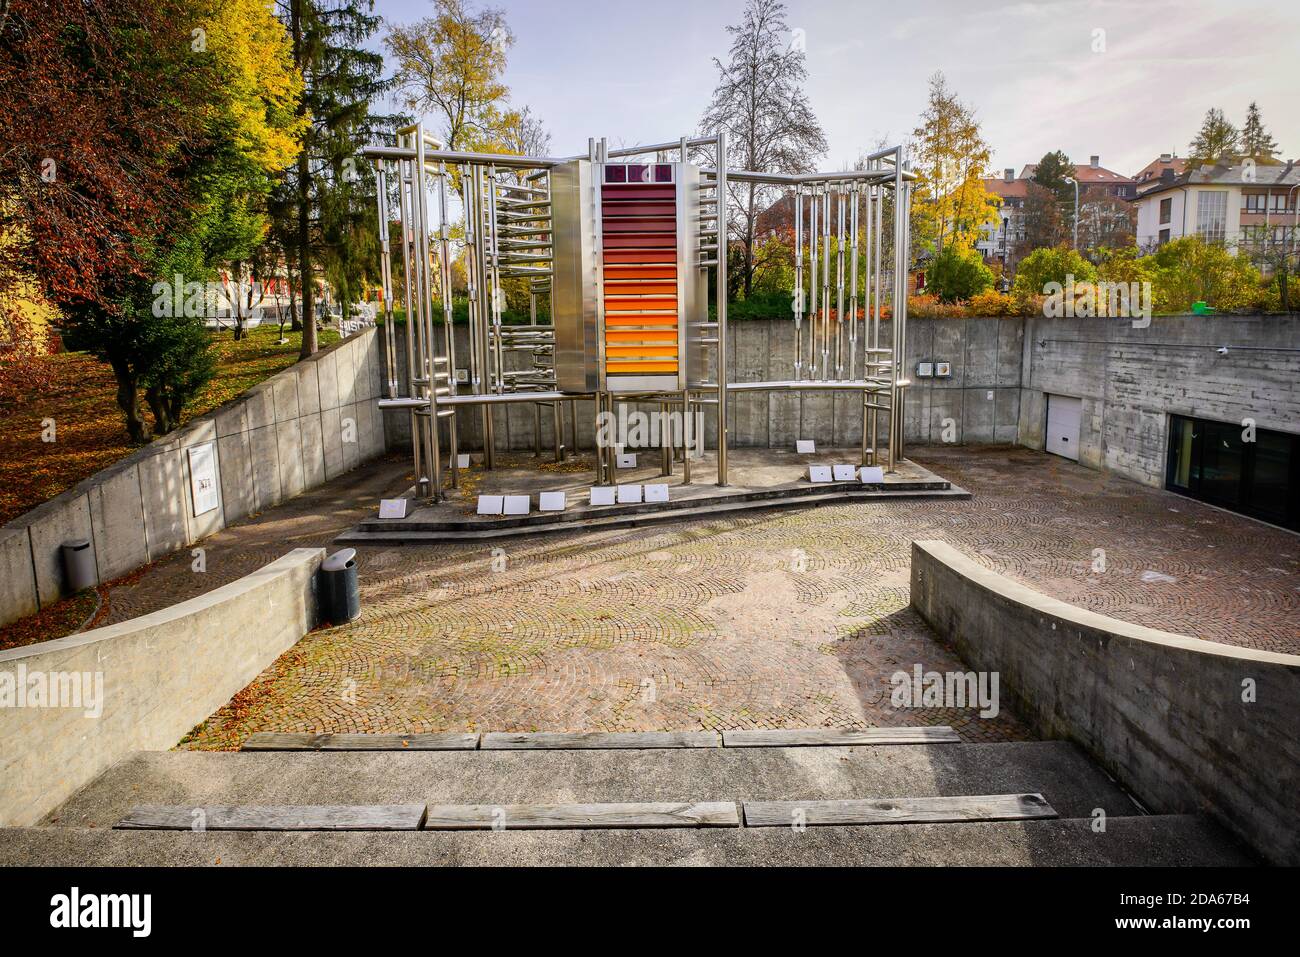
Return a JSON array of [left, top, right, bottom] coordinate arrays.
[[1159, 198, 1172, 224], [1196, 191, 1228, 242], [1158, 228, 1170, 245], [1270, 192, 1292, 212], [1245, 192, 1268, 213]]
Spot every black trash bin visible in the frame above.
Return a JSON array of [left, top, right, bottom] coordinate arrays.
[[61, 538, 97, 592], [319, 548, 360, 624]]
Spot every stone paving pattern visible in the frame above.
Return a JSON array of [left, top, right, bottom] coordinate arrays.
[[94, 447, 1300, 750]]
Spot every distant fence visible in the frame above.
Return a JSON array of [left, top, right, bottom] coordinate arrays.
[[910, 539, 1300, 866], [0, 548, 324, 826], [0, 329, 388, 628]]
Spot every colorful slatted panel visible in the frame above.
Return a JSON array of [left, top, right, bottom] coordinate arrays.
[[602, 164, 678, 376]]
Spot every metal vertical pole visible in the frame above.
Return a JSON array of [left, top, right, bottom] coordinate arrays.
[[472, 166, 495, 469], [715, 130, 728, 487], [373, 162, 397, 398], [897, 169, 912, 464], [835, 183, 846, 380], [848, 181, 859, 384], [414, 132, 441, 501], [821, 180, 832, 382], [872, 174, 884, 463], [437, 163, 460, 489], [399, 149, 422, 490], [682, 391, 692, 485], [888, 154, 905, 473], [809, 188, 819, 378], [553, 401, 563, 463], [794, 186, 804, 381]]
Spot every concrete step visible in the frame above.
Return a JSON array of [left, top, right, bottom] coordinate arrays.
[[0, 815, 1253, 866], [45, 741, 1138, 828], [336, 484, 970, 543]]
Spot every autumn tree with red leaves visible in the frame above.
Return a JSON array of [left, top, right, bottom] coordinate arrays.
[[0, 0, 213, 439], [1, 0, 307, 440]]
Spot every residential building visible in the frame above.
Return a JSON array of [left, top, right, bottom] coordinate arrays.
[[1131, 157, 1299, 254], [975, 168, 1026, 271], [977, 156, 1136, 268], [1133, 153, 1188, 193], [1019, 155, 1137, 200]]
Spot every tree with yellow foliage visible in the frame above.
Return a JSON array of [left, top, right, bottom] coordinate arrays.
[[909, 72, 999, 257], [385, 0, 548, 158], [176, 0, 307, 344]]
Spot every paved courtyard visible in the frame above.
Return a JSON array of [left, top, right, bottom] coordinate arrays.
[[94, 445, 1300, 750]]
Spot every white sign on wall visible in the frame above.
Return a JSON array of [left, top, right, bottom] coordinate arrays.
[[187, 443, 220, 517]]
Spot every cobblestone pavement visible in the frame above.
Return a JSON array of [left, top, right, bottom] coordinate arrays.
[[95, 447, 1299, 749]]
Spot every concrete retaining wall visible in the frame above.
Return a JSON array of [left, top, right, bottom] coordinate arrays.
[[381, 319, 1023, 455], [0, 547, 324, 827], [1016, 314, 1300, 485], [0, 329, 388, 628], [910, 539, 1300, 866], [382, 315, 1299, 484]]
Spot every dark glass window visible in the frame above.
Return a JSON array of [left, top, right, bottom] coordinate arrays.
[[1165, 414, 1298, 530], [1198, 420, 1244, 506], [1250, 432, 1293, 523], [604, 165, 626, 183]]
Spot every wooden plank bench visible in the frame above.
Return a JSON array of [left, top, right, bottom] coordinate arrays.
[[742, 793, 1056, 827], [422, 801, 740, 829], [480, 731, 720, 750], [240, 732, 480, 751], [722, 727, 960, 748], [114, 804, 429, 831]]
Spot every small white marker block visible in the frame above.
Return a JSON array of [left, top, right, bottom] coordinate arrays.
[[457, 454, 471, 469], [539, 491, 567, 512], [832, 464, 857, 481], [644, 483, 669, 503], [477, 495, 505, 515], [796, 440, 816, 454], [808, 465, 833, 483], [860, 466, 885, 484], [378, 498, 408, 519], [616, 452, 638, 468], [616, 484, 643, 504], [589, 486, 616, 506], [503, 495, 530, 515]]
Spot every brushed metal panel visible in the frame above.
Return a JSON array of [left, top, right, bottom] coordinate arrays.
[[551, 160, 599, 392], [680, 162, 710, 388]]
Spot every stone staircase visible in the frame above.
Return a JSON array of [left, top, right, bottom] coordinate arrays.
[[0, 732, 1253, 866]]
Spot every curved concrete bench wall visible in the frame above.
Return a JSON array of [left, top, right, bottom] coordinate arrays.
[[910, 539, 1300, 866], [0, 547, 324, 827], [0, 328, 387, 628]]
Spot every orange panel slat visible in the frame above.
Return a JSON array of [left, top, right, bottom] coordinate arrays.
[[606, 345, 679, 358], [606, 361, 679, 373], [604, 314, 678, 325], [605, 329, 678, 341]]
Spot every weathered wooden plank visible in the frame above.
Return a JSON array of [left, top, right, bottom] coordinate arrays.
[[114, 804, 429, 831], [240, 732, 479, 751], [319, 733, 479, 751], [742, 793, 1056, 827], [240, 732, 329, 751], [422, 802, 740, 829], [480, 731, 721, 750], [722, 727, 960, 748]]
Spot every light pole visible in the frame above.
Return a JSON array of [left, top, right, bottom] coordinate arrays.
[[1064, 176, 1080, 250]]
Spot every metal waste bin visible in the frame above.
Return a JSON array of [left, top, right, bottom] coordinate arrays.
[[61, 538, 96, 592], [319, 547, 360, 624]]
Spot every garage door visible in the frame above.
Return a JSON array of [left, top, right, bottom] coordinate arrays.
[[1045, 395, 1081, 461]]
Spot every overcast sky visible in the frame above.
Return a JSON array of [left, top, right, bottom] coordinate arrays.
[[374, 0, 1298, 177]]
